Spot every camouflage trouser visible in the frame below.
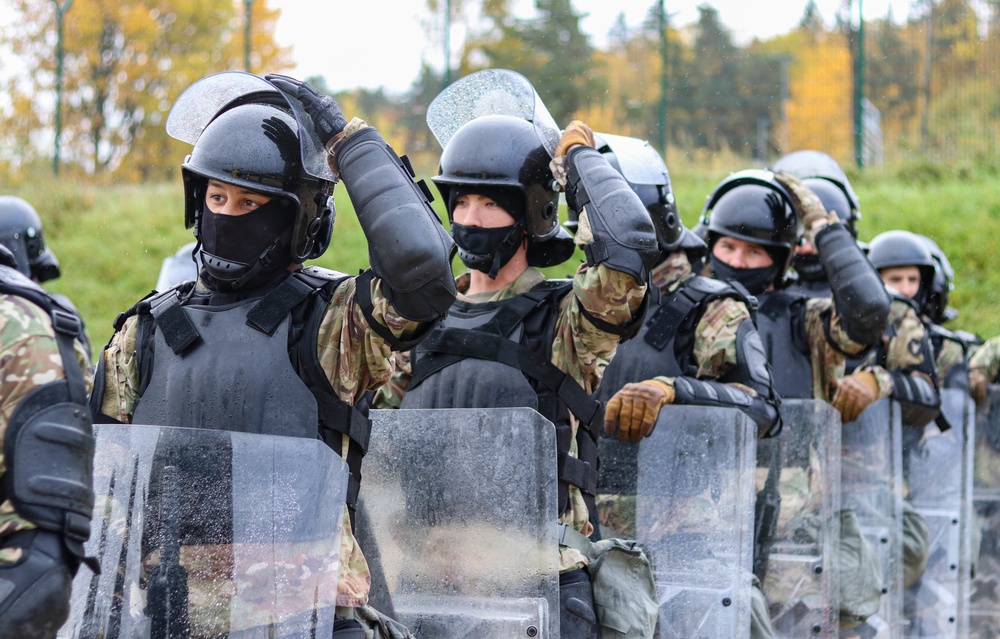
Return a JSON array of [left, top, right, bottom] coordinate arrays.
[[751, 579, 775, 639], [900, 501, 930, 589], [836, 509, 883, 626]]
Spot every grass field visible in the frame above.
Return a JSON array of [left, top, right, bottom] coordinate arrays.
[[7, 163, 1000, 358]]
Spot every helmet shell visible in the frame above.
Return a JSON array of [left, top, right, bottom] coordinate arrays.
[[772, 150, 860, 234], [868, 230, 936, 302], [0, 195, 59, 281], [701, 170, 799, 281], [179, 102, 335, 262], [433, 115, 560, 242]]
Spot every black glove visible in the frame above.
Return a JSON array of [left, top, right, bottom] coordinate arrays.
[[0, 530, 77, 639], [265, 73, 347, 146]]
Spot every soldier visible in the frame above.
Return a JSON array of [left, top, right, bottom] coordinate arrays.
[[88, 72, 457, 638], [374, 114, 658, 639], [698, 169, 892, 631], [770, 151, 862, 298], [0, 196, 62, 284], [0, 246, 95, 638], [594, 139, 781, 639]]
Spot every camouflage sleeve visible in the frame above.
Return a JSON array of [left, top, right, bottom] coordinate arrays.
[[552, 261, 647, 393], [936, 338, 966, 380], [803, 297, 867, 402], [99, 314, 141, 423], [0, 295, 93, 556], [317, 274, 426, 410], [971, 335, 1000, 382], [858, 301, 936, 400], [692, 297, 752, 379], [370, 349, 411, 409]]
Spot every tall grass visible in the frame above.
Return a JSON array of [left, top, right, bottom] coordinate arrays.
[[7, 164, 1000, 358]]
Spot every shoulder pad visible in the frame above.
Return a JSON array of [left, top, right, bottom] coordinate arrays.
[[0, 264, 46, 298], [758, 289, 808, 319], [527, 278, 574, 298], [685, 276, 758, 310], [294, 266, 351, 291]]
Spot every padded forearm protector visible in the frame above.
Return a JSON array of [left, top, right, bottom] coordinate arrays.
[[815, 223, 891, 347], [335, 127, 457, 322], [673, 377, 781, 439], [564, 146, 660, 283]]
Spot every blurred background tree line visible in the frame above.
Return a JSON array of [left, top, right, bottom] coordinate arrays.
[[0, 0, 997, 183]]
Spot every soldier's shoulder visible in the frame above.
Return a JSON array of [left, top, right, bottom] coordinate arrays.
[[0, 292, 56, 344], [701, 294, 751, 327]]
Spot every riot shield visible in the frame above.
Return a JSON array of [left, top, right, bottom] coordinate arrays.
[[970, 384, 1000, 638], [597, 406, 756, 639], [902, 388, 974, 638], [59, 424, 349, 639], [357, 408, 560, 639], [155, 240, 200, 291], [841, 398, 905, 638], [425, 68, 561, 157], [757, 400, 841, 639]]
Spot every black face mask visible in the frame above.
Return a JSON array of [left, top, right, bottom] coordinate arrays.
[[199, 198, 295, 291], [451, 221, 524, 279], [709, 254, 779, 296], [793, 253, 826, 282]]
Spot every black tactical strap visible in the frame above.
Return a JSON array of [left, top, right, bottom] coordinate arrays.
[[246, 275, 317, 336], [152, 301, 201, 355], [644, 286, 702, 351], [353, 269, 418, 351]]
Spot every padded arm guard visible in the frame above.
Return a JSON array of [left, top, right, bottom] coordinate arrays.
[[564, 146, 660, 283], [335, 127, 457, 322], [3, 382, 94, 548], [815, 223, 890, 347], [890, 370, 941, 427], [673, 377, 780, 439]]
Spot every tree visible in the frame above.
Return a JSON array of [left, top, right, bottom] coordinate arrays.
[[1, 0, 291, 180], [471, 0, 600, 124]]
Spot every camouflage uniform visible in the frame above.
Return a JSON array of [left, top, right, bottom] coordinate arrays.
[[375, 211, 647, 572], [99, 272, 425, 608], [971, 336, 1000, 385], [0, 292, 92, 565]]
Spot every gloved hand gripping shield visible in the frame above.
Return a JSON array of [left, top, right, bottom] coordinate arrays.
[[902, 388, 974, 638], [58, 424, 349, 639], [596, 406, 757, 639], [356, 408, 560, 639], [757, 400, 842, 639], [841, 399, 906, 636]]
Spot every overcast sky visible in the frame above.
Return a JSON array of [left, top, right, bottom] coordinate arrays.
[[0, 0, 915, 93], [275, 0, 916, 93]]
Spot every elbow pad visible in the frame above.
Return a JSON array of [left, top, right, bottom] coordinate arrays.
[[815, 223, 890, 346], [335, 127, 457, 322], [564, 146, 660, 283], [4, 382, 94, 548], [890, 370, 941, 427], [673, 377, 781, 439]]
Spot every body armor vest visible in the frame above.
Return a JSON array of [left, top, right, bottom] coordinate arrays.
[[106, 268, 372, 514], [403, 280, 600, 514], [598, 276, 756, 403], [757, 290, 815, 399]]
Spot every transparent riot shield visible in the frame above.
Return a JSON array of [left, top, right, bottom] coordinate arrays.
[[841, 398, 905, 638], [757, 400, 841, 639], [425, 68, 561, 156], [970, 384, 1000, 638], [902, 388, 974, 638], [59, 424, 350, 639], [597, 406, 756, 639], [357, 408, 560, 639], [155, 240, 200, 291]]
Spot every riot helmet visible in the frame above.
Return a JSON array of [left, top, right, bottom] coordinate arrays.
[[867, 230, 936, 307], [772, 150, 860, 236], [432, 114, 574, 276], [700, 170, 799, 293], [168, 72, 337, 290], [0, 196, 60, 282], [594, 133, 704, 260], [916, 235, 957, 323]]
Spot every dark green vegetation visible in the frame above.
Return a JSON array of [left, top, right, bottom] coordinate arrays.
[[9, 163, 1000, 359]]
